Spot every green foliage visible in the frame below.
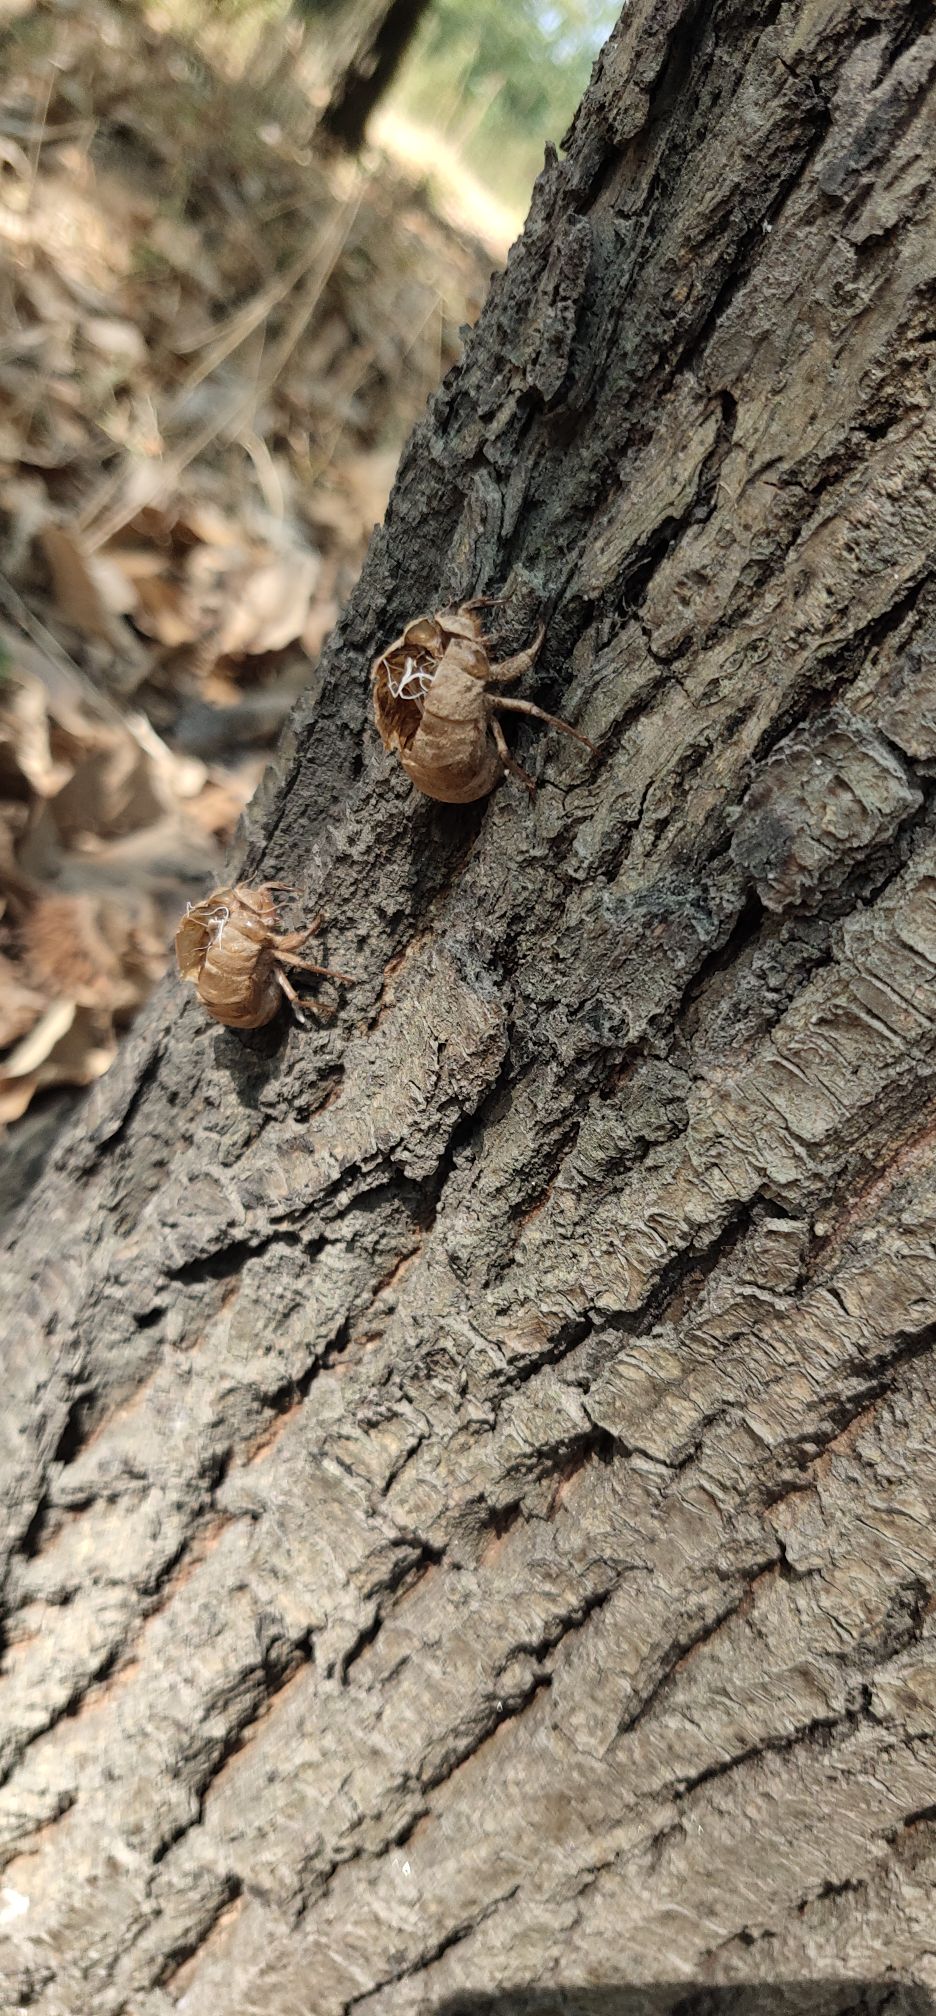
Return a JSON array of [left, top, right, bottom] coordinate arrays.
[[395, 0, 619, 203], [159, 0, 620, 207]]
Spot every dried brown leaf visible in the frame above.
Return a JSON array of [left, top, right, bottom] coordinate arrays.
[[180, 504, 242, 548], [41, 524, 129, 647], [215, 550, 320, 658], [49, 735, 170, 843], [82, 316, 148, 368], [0, 999, 116, 1122], [0, 680, 69, 799], [0, 1076, 41, 1127], [20, 890, 164, 1015], [0, 804, 41, 907], [341, 449, 399, 531], [1, 999, 77, 1078], [88, 552, 139, 618], [186, 776, 256, 842], [0, 954, 47, 1051], [301, 594, 339, 660], [130, 573, 198, 647], [56, 811, 222, 900]]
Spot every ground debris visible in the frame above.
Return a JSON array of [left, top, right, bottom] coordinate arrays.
[[0, 0, 494, 1136]]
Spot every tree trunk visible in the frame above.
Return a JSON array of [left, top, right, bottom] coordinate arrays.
[[301, 0, 433, 151], [4, 4, 936, 2011]]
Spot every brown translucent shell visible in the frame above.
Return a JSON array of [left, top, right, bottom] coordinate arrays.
[[372, 608, 484, 753], [371, 599, 593, 805], [176, 884, 350, 1030]]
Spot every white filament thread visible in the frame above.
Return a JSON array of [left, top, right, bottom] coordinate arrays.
[[387, 654, 434, 703], [187, 901, 229, 945]]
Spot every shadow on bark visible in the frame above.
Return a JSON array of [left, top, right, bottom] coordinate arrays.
[[437, 1991, 935, 2016]]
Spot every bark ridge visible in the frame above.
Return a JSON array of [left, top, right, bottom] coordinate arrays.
[[2, 3, 936, 2011]]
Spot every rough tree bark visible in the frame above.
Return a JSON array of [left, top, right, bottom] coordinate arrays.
[[3, 2, 936, 2012]]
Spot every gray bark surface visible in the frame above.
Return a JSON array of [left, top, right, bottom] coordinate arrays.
[[3, 2, 936, 2010]]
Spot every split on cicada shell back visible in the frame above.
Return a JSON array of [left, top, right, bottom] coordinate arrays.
[[175, 883, 351, 1029], [175, 899, 231, 979], [371, 599, 596, 803], [372, 614, 450, 753]]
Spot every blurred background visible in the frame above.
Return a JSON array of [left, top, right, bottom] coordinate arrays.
[[0, 0, 615, 1210]]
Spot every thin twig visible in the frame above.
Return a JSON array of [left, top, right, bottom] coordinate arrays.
[[77, 182, 366, 552], [25, 62, 54, 210], [0, 574, 180, 770], [313, 289, 441, 477]]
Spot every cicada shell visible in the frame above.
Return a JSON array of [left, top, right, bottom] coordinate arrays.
[[372, 601, 594, 804], [175, 884, 351, 1029]]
